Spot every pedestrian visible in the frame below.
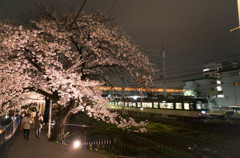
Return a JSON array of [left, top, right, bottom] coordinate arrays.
[[34, 112, 43, 138], [21, 113, 32, 140]]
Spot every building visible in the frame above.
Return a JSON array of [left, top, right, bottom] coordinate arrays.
[[184, 62, 240, 107], [203, 62, 233, 78], [184, 77, 217, 99], [215, 67, 240, 107]]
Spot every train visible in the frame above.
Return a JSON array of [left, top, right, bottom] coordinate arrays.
[[107, 96, 210, 119]]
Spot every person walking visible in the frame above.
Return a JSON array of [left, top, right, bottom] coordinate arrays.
[[34, 112, 43, 138], [21, 113, 32, 140]]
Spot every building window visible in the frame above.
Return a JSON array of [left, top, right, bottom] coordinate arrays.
[[216, 86, 222, 91], [217, 94, 224, 98], [203, 68, 209, 72]]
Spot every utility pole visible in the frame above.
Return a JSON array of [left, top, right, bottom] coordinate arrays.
[[142, 48, 167, 96], [161, 46, 167, 97]]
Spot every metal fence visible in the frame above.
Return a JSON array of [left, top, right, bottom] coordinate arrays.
[[57, 124, 232, 158], [0, 116, 21, 158]]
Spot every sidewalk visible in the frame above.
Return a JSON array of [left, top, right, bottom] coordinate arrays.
[[7, 126, 109, 158]]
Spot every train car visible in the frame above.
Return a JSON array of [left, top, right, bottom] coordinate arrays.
[[108, 96, 210, 119]]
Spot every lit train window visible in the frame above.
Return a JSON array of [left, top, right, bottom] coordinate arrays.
[[176, 103, 182, 109], [190, 103, 195, 110], [160, 103, 167, 109], [132, 102, 136, 107], [142, 102, 152, 108], [153, 102, 158, 108], [119, 101, 124, 106], [137, 102, 141, 107], [167, 103, 174, 109], [129, 102, 133, 107], [142, 102, 147, 108], [202, 103, 208, 109], [196, 103, 202, 110], [147, 102, 153, 108], [184, 103, 190, 110]]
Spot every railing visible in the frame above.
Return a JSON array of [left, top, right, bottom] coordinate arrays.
[[58, 124, 230, 158], [0, 116, 21, 158]]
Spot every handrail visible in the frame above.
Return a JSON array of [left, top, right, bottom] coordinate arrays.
[[1, 116, 20, 133], [0, 116, 21, 158]]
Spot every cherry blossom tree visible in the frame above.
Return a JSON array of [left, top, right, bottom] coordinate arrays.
[[0, 5, 155, 140]]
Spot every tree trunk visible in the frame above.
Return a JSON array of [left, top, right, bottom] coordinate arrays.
[[49, 99, 75, 141]]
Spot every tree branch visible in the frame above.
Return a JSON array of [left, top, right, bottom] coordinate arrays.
[[26, 87, 60, 102], [68, 0, 88, 29]]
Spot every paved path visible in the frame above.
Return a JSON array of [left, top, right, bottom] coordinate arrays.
[[7, 126, 109, 158]]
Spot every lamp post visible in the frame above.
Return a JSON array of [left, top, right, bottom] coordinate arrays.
[[48, 99, 52, 138]]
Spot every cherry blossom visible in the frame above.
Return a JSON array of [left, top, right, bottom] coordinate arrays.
[[0, 8, 155, 139]]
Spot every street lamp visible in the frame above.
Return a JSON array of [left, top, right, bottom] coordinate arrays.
[[73, 140, 82, 149]]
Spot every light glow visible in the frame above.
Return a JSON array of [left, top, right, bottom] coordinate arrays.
[[203, 68, 209, 72], [217, 94, 224, 98], [94, 86, 184, 93], [73, 140, 81, 149], [216, 86, 222, 91], [132, 96, 138, 100]]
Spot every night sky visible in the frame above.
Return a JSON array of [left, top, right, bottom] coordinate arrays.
[[1, 0, 240, 88]]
